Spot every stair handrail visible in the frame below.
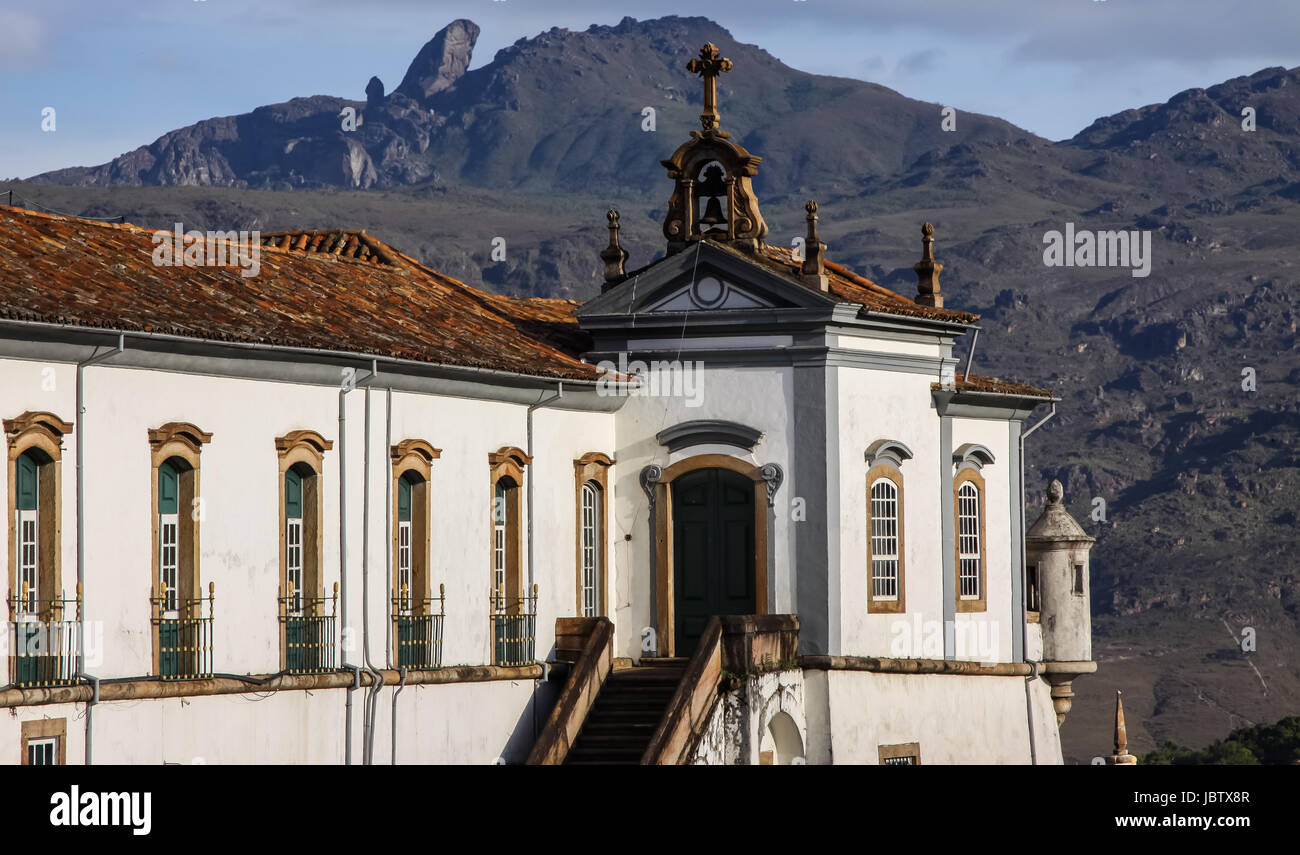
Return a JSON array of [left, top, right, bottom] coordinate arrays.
[[641, 616, 725, 765], [526, 616, 615, 765]]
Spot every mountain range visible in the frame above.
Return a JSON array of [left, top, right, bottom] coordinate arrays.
[[21, 15, 1300, 763]]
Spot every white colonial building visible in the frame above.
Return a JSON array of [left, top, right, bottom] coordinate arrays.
[[0, 43, 1094, 765]]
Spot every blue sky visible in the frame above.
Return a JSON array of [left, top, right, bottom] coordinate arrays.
[[1, 0, 1296, 178]]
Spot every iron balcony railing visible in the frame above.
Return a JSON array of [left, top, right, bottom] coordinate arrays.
[[490, 584, 538, 668], [393, 583, 445, 670], [279, 583, 338, 675], [6, 585, 81, 688], [150, 582, 215, 681]]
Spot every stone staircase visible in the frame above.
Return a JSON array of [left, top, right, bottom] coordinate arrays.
[[563, 659, 687, 765]]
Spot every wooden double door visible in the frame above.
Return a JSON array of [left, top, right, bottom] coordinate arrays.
[[672, 467, 756, 655]]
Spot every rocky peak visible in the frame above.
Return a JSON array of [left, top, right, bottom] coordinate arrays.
[[395, 19, 480, 102], [366, 76, 385, 107]]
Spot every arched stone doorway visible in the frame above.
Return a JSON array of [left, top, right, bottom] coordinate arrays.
[[642, 454, 782, 657]]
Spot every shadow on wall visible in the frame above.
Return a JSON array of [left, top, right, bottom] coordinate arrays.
[[499, 642, 562, 764]]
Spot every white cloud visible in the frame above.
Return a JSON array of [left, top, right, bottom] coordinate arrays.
[[0, 11, 47, 71]]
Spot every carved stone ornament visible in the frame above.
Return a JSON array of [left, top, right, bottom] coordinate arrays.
[[759, 463, 784, 507], [640, 464, 664, 510]]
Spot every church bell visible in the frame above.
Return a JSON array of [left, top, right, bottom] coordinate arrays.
[[699, 195, 727, 230]]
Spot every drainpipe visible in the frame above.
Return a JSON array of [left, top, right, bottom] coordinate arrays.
[[1018, 401, 1055, 766], [385, 386, 393, 670], [390, 667, 407, 765], [74, 335, 124, 765], [360, 361, 383, 765], [340, 378, 356, 763], [962, 328, 980, 380]]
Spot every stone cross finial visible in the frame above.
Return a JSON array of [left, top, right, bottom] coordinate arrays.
[[913, 221, 944, 308], [599, 208, 629, 289], [687, 43, 733, 131], [801, 200, 828, 291]]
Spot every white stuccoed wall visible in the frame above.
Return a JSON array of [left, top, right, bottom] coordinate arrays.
[[836, 364, 945, 658], [950, 417, 1016, 663], [0, 355, 611, 762], [810, 669, 1062, 764]]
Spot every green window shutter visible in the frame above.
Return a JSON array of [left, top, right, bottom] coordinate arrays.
[[158, 461, 180, 514], [397, 476, 413, 523], [16, 453, 38, 511], [285, 469, 303, 519]]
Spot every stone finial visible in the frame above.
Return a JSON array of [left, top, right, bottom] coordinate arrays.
[[599, 208, 629, 289], [913, 222, 944, 308], [1027, 478, 1093, 542], [1112, 691, 1137, 765], [801, 200, 829, 292], [687, 43, 733, 131]]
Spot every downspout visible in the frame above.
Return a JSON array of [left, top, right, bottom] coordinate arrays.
[[390, 667, 407, 765], [1018, 401, 1056, 766], [962, 327, 980, 380], [74, 335, 124, 765], [360, 361, 383, 764], [340, 378, 356, 764], [385, 386, 393, 670]]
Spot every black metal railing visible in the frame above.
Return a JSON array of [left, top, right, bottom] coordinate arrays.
[[150, 582, 215, 680], [279, 583, 338, 675], [490, 584, 538, 668], [393, 583, 445, 669], [6, 585, 81, 688]]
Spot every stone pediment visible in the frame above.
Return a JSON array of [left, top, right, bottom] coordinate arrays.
[[577, 241, 835, 321]]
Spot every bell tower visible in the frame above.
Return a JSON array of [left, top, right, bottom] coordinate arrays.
[[661, 43, 769, 254]]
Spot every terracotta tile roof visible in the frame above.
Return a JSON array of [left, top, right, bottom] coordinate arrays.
[[729, 242, 979, 325], [0, 206, 598, 381], [259, 230, 401, 266], [932, 371, 1055, 399]]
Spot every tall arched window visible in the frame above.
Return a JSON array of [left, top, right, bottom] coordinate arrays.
[[492, 479, 512, 612], [147, 422, 212, 678], [573, 453, 613, 618], [397, 475, 413, 610], [275, 430, 333, 672], [489, 447, 533, 667], [869, 478, 901, 601], [952, 445, 992, 614], [6, 412, 73, 687], [865, 440, 910, 615], [390, 439, 441, 667], [580, 483, 600, 616], [158, 460, 181, 614], [957, 480, 984, 605], [285, 464, 308, 615], [15, 450, 42, 615]]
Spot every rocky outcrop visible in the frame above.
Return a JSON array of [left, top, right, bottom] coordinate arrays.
[[394, 18, 478, 102], [366, 76, 385, 107]]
